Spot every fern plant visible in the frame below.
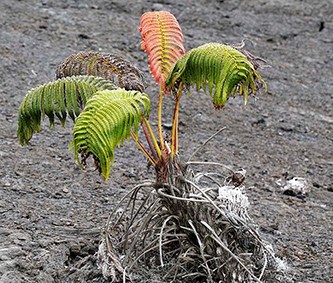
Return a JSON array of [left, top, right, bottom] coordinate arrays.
[[17, 10, 281, 283], [17, 12, 264, 183]]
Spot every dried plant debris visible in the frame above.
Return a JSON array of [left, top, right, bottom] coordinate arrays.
[[277, 176, 310, 200], [98, 166, 287, 282]]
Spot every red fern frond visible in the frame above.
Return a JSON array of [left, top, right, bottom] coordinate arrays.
[[139, 11, 185, 92]]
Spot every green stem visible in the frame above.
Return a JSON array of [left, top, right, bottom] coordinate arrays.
[[170, 82, 183, 159], [157, 85, 165, 152]]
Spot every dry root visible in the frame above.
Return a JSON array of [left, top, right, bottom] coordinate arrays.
[[97, 163, 285, 282]]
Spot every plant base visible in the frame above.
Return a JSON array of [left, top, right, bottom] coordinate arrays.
[[98, 164, 286, 282]]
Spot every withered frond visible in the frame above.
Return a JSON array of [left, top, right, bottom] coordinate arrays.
[[56, 51, 145, 92]]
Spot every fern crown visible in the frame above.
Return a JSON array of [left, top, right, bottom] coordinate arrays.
[[17, 12, 267, 181]]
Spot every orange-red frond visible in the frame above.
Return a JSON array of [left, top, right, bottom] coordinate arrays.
[[139, 11, 185, 93]]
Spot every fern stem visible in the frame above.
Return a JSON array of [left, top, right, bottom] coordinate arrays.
[[130, 131, 157, 167], [157, 85, 166, 152], [141, 119, 158, 160], [170, 82, 183, 159], [142, 117, 162, 159]]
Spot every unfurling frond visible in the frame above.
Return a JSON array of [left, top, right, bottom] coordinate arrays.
[[139, 11, 185, 92], [166, 43, 267, 109], [56, 51, 145, 92], [71, 89, 150, 180], [17, 76, 117, 145]]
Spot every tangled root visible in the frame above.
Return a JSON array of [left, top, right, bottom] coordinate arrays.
[[98, 163, 285, 282]]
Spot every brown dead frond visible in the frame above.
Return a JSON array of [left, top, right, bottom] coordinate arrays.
[[56, 51, 145, 92]]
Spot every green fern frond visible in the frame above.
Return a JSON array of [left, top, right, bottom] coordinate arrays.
[[166, 43, 266, 109], [56, 51, 145, 92], [71, 89, 150, 180], [17, 75, 117, 145]]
